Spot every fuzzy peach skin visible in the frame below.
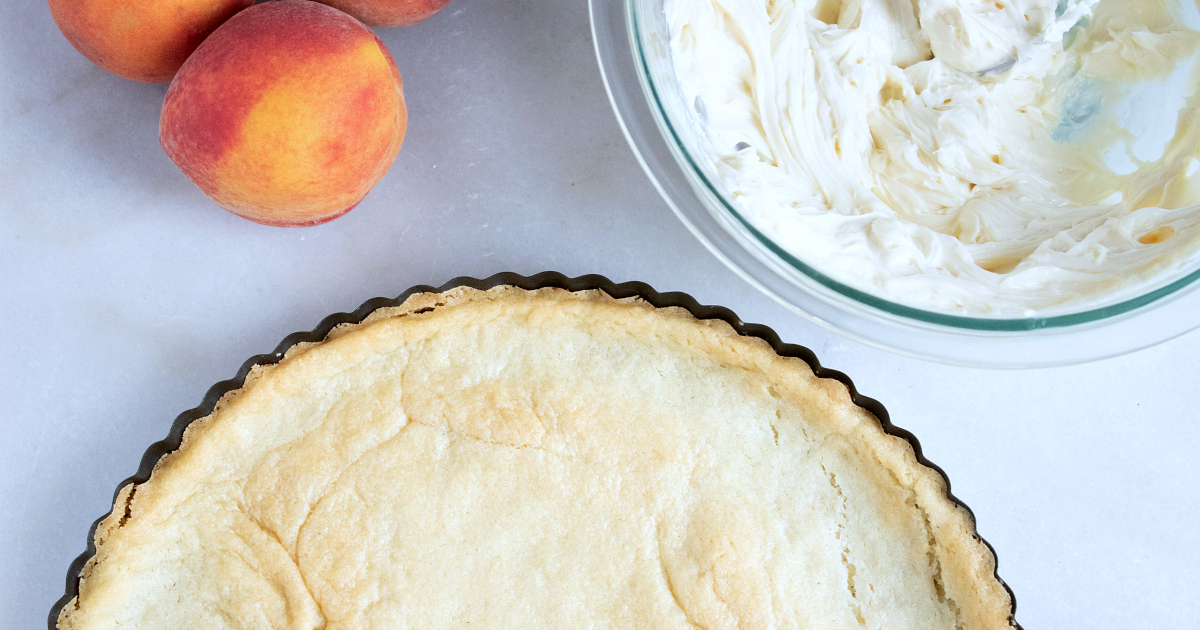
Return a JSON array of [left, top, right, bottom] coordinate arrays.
[[160, 0, 407, 226], [314, 0, 450, 27], [47, 0, 253, 83]]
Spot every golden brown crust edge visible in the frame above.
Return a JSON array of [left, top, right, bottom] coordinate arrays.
[[58, 285, 1014, 630]]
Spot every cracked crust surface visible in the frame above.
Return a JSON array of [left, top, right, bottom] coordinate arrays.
[[59, 286, 1014, 630]]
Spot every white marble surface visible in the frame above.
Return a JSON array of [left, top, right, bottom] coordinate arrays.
[[1, 0, 1197, 627]]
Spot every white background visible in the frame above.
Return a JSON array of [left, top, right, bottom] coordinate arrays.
[[2, 0, 1198, 627]]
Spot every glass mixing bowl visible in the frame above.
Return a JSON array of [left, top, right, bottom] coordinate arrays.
[[590, 0, 1200, 367]]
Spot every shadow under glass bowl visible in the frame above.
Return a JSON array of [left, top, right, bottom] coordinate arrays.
[[590, 0, 1200, 367]]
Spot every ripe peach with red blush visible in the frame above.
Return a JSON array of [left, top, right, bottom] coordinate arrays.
[[313, 0, 450, 27], [159, 0, 407, 226], [47, 0, 253, 83]]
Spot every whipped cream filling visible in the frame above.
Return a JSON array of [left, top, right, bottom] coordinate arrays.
[[665, 0, 1200, 315]]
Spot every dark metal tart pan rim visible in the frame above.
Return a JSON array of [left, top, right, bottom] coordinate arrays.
[[50, 271, 1020, 629]]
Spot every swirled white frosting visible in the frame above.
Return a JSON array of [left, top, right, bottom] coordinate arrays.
[[665, 0, 1200, 315]]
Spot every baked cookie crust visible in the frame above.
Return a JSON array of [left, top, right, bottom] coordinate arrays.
[[57, 283, 1015, 630]]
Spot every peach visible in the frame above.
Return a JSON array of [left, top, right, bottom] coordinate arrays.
[[313, 0, 450, 27], [47, 0, 253, 83], [159, 0, 407, 227]]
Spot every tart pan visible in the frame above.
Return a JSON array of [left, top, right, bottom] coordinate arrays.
[[49, 271, 1021, 628]]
